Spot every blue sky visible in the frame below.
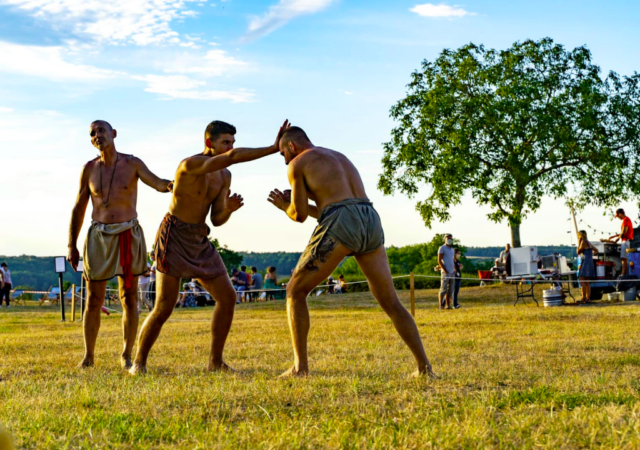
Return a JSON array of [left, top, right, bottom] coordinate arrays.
[[1, 0, 640, 256]]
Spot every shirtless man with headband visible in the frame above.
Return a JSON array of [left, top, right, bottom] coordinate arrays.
[[268, 126, 434, 378], [129, 119, 289, 375], [67, 120, 172, 369]]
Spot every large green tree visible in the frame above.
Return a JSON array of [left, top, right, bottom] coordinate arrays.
[[379, 38, 640, 247], [210, 239, 243, 274]]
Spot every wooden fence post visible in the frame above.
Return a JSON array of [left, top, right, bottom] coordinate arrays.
[[71, 284, 76, 322], [410, 272, 415, 318]]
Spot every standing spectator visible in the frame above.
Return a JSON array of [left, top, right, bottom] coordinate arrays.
[[608, 208, 634, 276], [147, 250, 157, 309], [0, 263, 12, 308], [577, 230, 598, 303], [438, 234, 455, 310], [452, 249, 463, 309], [499, 243, 511, 276], [138, 261, 152, 312], [250, 267, 263, 301]]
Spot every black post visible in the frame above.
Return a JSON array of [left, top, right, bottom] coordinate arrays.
[[80, 276, 85, 321], [59, 272, 65, 322]]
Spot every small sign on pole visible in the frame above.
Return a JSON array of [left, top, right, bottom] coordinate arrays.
[[54, 256, 66, 322]]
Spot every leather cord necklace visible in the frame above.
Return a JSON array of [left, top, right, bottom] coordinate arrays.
[[99, 153, 119, 208]]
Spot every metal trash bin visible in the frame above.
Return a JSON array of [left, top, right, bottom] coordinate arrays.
[[624, 287, 637, 301], [543, 289, 563, 307]]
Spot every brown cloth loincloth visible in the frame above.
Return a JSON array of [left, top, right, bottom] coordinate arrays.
[[154, 213, 228, 280], [83, 219, 148, 285], [296, 198, 385, 271]]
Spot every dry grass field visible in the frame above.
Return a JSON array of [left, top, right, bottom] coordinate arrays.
[[2, 284, 640, 449]]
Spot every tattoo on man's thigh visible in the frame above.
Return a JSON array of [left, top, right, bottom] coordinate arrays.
[[299, 236, 337, 272]]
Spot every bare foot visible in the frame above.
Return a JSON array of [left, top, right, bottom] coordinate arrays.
[[128, 362, 147, 375], [121, 356, 133, 370], [411, 365, 437, 379], [277, 366, 309, 379], [207, 361, 236, 373], [77, 357, 94, 368]]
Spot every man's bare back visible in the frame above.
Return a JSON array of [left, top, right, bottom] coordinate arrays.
[[288, 147, 367, 212], [268, 125, 433, 378]]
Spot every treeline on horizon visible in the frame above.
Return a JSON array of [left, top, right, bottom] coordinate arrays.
[[3, 242, 577, 291]]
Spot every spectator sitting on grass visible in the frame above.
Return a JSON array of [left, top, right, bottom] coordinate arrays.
[[327, 276, 337, 294], [231, 268, 248, 303], [338, 274, 348, 294], [177, 283, 197, 308], [264, 266, 285, 300]]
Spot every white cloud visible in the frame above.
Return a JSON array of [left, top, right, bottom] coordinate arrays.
[[164, 50, 248, 76], [410, 3, 474, 18], [133, 75, 255, 102], [0, 41, 120, 81], [0, 107, 13, 113], [0, 0, 203, 45], [245, 0, 334, 40], [344, 91, 353, 95]]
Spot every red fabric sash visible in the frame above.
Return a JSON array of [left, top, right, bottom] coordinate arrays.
[[119, 228, 133, 289]]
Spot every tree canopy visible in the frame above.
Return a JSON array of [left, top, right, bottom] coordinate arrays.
[[379, 38, 640, 247]]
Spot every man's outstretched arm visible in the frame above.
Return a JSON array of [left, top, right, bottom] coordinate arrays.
[[67, 164, 92, 271], [135, 158, 173, 192], [182, 119, 289, 176]]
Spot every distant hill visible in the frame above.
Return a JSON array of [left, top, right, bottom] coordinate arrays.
[[0, 255, 82, 291], [3, 244, 579, 291], [466, 245, 577, 259], [239, 252, 301, 277]]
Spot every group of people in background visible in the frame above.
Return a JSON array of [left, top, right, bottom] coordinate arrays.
[[576, 208, 634, 303], [231, 265, 285, 302]]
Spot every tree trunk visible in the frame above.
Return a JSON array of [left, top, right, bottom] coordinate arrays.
[[510, 223, 522, 248]]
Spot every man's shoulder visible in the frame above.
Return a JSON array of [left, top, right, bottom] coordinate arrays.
[[118, 153, 143, 166], [83, 157, 100, 168]]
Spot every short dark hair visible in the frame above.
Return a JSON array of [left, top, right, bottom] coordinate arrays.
[[616, 208, 625, 215], [241, 265, 246, 272], [205, 120, 236, 143], [92, 120, 113, 130], [339, 274, 344, 279], [0, 262, 6, 267], [280, 126, 311, 147], [251, 266, 257, 272], [232, 268, 239, 274]]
